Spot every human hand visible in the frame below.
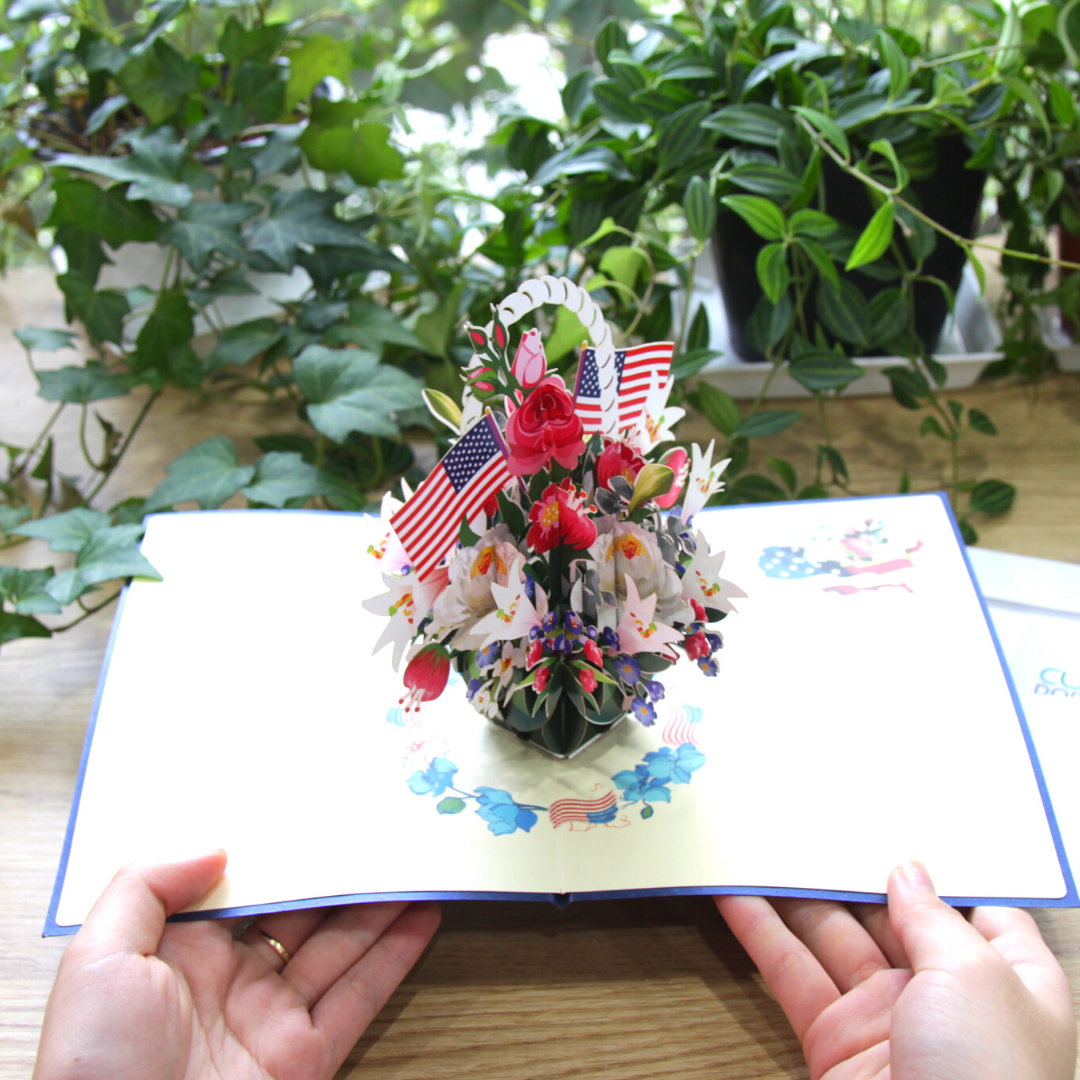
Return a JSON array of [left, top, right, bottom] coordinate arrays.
[[717, 862, 1076, 1080], [34, 851, 441, 1080]]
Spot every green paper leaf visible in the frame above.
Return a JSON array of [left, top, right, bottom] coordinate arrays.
[[720, 194, 785, 241], [161, 201, 259, 274], [737, 410, 802, 437], [36, 364, 131, 403], [144, 437, 256, 511], [294, 345, 424, 442], [846, 200, 895, 271], [13, 507, 111, 552], [628, 463, 674, 513], [437, 797, 466, 815]]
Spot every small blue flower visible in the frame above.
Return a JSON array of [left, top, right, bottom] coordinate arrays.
[[553, 633, 567, 653], [643, 744, 706, 784], [407, 756, 458, 797], [564, 611, 584, 635], [706, 632, 724, 654], [645, 679, 665, 703], [613, 764, 672, 804], [466, 677, 483, 701], [530, 625, 542, 640], [585, 625, 598, 640], [475, 642, 501, 670], [614, 654, 641, 685], [475, 787, 538, 835], [600, 627, 620, 650], [523, 573, 536, 599], [697, 656, 719, 677], [543, 611, 560, 633], [631, 695, 657, 726]]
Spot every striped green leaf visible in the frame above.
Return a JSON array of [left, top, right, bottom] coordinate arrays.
[[683, 175, 716, 241], [657, 101, 711, 173], [817, 280, 870, 347], [728, 163, 802, 198], [791, 106, 850, 159], [701, 104, 793, 146], [720, 194, 785, 241], [788, 350, 865, 391], [755, 242, 790, 304], [845, 200, 895, 271]]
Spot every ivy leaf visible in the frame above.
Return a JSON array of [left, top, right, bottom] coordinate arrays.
[[240, 451, 353, 508], [160, 201, 259, 273], [46, 177, 160, 248], [115, 39, 199, 126], [56, 272, 130, 345], [788, 351, 864, 391], [682, 175, 716, 242], [205, 318, 286, 372], [234, 60, 287, 123], [52, 127, 192, 208], [0, 566, 62, 615], [13, 507, 111, 552], [46, 524, 162, 605], [846, 200, 895, 270], [720, 195, 785, 241], [14, 327, 77, 352], [218, 16, 288, 66], [36, 363, 131, 403], [0, 505, 32, 535], [0, 612, 51, 644], [131, 294, 195, 375], [294, 345, 424, 442], [245, 189, 377, 273], [144, 437, 256, 511], [54, 225, 111, 284], [737, 410, 802, 437]]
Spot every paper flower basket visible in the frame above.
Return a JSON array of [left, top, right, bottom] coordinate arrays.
[[364, 277, 744, 758]]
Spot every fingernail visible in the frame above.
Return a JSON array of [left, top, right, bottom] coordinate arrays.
[[897, 861, 936, 893]]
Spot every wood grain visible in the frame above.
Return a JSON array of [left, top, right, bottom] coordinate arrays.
[[1, 266, 1078, 1079]]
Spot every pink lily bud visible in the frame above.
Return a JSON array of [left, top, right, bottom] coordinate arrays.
[[654, 446, 689, 510], [511, 328, 547, 389], [400, 645, 451, 711]]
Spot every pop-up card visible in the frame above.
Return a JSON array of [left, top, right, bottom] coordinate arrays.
[[45, 279, 1075, 934]]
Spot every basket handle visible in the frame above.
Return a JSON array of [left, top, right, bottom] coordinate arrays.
[[475, 275, 619, 438]]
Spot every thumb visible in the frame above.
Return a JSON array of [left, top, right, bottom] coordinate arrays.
[[75, 850, 228, 960], [887, 860, 991, 973]]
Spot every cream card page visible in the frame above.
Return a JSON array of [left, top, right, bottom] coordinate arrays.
[[967, 547, 1080, 887], [46, 493, 1075, 934]]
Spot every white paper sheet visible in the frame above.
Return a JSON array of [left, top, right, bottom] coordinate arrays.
[[50, 494, 1071, 930]]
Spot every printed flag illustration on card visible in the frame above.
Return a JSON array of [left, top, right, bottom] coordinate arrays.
[[366, 276, 741, 758]]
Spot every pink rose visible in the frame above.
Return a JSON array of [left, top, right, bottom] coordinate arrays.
[[505, 377, 586, 476], [596, 439, 646, 490]]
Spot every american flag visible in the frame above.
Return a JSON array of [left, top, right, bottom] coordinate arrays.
[[573, 341, 674, 435], [390, 414, 511, 580], [662, 706, 703, 748], [549, 788, 618, 828]]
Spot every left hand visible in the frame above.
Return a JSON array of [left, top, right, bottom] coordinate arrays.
[[34, 850, 441, 1080]]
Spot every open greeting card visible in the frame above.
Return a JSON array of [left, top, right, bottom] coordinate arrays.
[[46, 492, 1075, 935]]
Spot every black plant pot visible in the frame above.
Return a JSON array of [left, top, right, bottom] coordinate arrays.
[[713, 138, 987, 362]]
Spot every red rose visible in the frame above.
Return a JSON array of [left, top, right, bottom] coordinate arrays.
[[526, 639, 543, 669], [596, 439, 646, 490], [579, 668, 598, 694], [583, 639, 603, 666], [685, 631, 709, 660], [534, 665, 550, 693], [505, 376, 586, 476], [527, 478, 597, 553]]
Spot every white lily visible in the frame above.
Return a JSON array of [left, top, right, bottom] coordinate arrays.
[[681, 439, 730, 522]]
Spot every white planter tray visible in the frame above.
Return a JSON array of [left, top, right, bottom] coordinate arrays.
[[677, 242, 1010, 400]]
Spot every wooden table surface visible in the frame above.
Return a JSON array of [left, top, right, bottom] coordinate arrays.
[[2, 265, 1079, 1078]]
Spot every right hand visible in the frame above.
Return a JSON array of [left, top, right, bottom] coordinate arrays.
[[718, 861, 1076, 1080]]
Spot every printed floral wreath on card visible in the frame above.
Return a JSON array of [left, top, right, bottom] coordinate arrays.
[[363, 275, 746, 759], [387, 700, 707, 834]]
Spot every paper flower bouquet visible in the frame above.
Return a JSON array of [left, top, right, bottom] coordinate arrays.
[[364, 277, 743, 757]]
